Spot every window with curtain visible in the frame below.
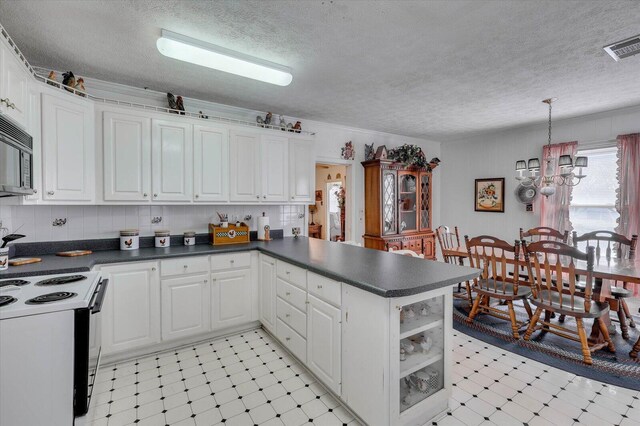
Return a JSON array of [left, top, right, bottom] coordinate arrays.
[[569, 146, 619, 236]]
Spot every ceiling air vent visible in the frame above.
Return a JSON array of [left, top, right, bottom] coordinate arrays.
[[604, 35, 640, 61]]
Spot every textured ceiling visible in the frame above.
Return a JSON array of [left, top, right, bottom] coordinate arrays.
[[1, 0, 640, 141]]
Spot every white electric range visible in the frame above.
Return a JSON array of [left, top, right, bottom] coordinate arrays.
[[0, 271, 108, 426]]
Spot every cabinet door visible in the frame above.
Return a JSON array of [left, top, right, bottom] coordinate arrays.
[[289, 138, 315, 202], [260, 135, 288, 202], [151, 119, 193, 201], [419, 172, 432, 232], [211, 268, 252, 329], [161, 274, 211, 341], [41, 93, 94, 201], [381, 170, 398, 235], [398, 171, 418, 233], [103, 111, 151, 201], [229, 131, 260, 202], [307, 294, 341, 395], [100, 262, 160, 355], [0, 41, 28, 128], [259, 254, 277, 333], [193, 124, 229, 202]]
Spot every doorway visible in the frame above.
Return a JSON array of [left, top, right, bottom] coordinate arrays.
[[314, 163, 349, 241]]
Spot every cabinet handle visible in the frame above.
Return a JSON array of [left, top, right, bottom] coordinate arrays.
[[184, 265, 188, 268], [47, 190, 54, 195], [0, 98, 16, 110], [317, 285, 323, 289], [285, 313, 290, 318], [286, 271, 290, 275], [212, 278, 217, 282], [286, 292, 290, 296], [33, 189, 38, 194], [230, 260, 235, 264], [152, 267, 156, 271], [195, 194, 199, 198], [256, 195, 260, 199], [204, 279, 208, 283], [143, 193, 148, 197], [153, 193, 158, 198], [285, 337, 291, 341], [263, 195, 266, 199], [291, 196, 294, 200]]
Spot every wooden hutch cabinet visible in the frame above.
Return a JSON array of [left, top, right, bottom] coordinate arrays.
[[362, 159, 435, 259]]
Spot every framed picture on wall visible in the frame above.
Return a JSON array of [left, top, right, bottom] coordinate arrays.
[[474, 178, 505, 213]]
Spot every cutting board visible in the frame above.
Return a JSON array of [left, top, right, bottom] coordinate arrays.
[[56, 250, 93, 257], [9, 257, 42, 266]]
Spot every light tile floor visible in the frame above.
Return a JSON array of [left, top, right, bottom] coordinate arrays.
[[88, 328, 640, 426]]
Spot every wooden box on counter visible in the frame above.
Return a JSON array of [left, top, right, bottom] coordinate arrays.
[[209, 223, 250, 245], [362, 159, 435, 259]]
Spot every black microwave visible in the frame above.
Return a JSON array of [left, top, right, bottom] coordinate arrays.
[[0, 113, 33, 197]]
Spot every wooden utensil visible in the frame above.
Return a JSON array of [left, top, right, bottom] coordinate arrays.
[[8, 257, 42, 266], [56, 250, 92, 257]]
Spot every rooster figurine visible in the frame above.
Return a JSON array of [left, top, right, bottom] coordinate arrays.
[[75, 78, 86, 97], [167, 93, 178, 113], [428, 157, 441, 170], [279, 115, 286, 130], [176, 96, 185, 115], [62, 71, 76, 93], [293, 121, 302, 133], [264, 112, 272, 126], [47, 71, 59, 87]]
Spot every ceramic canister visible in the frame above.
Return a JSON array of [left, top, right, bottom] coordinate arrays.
[[0, 247, 8, 271], [184, 231, 196, 246], [120, 229, 139, 251], [155, 230, 170, 248]]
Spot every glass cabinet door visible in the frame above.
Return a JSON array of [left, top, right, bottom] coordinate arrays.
[[398, 172, 418, 233], [419, 172, 431, 231], [382, 170, 397, 235]]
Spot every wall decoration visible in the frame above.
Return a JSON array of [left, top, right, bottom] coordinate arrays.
[[327, 174, 332, 180], [474, 178, 505, 213], [315, 190, 323, 204], [341, 141, 355, 160], [364, 143, 376, 160]]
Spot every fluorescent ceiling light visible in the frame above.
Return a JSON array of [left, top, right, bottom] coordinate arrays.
[[157, 29, 292, 86]]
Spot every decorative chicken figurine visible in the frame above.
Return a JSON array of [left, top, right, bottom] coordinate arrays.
[[256, 115, 264, 126], [47, 71, 59, 87], [62, 71, 76, 92], [199, 111, 209, 119], [176, 96, 185, 115], [428, 157, 441, 170], [279, 115, 286, 130], [264, 112, 272, 126], [75, 78, 86, 97], [167, 93, 178, 113], [293, 121, 302, 133]]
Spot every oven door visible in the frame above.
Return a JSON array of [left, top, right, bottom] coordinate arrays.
[[74, 278, 109, 417]]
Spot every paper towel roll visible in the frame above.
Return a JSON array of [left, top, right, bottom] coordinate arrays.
[[257, 215, 270, 240]]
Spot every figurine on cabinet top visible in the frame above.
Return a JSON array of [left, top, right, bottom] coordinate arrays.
[[62, 71, 76, 93], [256, 112, 272, 127], [167, 93, 178, 112], [279, 115, 286, 130], [341, 141, 355, 160], [46, 70, 59, 87], [176, 96, 185, 115], [75, 78, 86, 97], [293, 121, 302, 133], [199, 111, 209, 119], [364, 143, 375, 161]]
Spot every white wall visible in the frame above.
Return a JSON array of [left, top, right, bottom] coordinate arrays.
[[440, 104, 640, 242]]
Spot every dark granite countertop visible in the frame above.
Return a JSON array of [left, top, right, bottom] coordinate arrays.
[[0, 237, 480, 298]]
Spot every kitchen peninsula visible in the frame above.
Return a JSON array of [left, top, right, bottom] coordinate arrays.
[[1, 237, 478, 425]]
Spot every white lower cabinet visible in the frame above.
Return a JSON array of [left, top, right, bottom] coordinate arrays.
[[306, 294, 342, 395], [161, 274, 211, 341], [211, 268, 253, 330], [259, 254, 277, 333], [99, 261, 160, 355]]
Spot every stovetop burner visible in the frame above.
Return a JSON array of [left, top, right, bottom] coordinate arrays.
[[0, 279, 30, 288], [36, 275, 87, 286], [25, 292, 77, 304], [0, 295, 17, 307]]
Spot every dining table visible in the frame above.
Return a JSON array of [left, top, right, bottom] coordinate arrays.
[[442, 245, 640, 344]]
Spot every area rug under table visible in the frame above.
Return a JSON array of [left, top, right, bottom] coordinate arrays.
[[452, 297, 640, 391]]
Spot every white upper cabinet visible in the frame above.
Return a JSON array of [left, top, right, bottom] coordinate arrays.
[[103, 111, 151, 201], [41, 92, 94, 201], [289, 138, 315, 202], [193, 124, 229, 202], [229, 130, 261, 202], [0, 40, 29, 128], [260, 135, 289, 202], [151, 119, 193, 202]]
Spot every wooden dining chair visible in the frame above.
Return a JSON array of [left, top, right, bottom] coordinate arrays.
[[436, 226, 472, 304], [522, 241, 615, 365], [520, 226, 569, 243], [464, 235, 532, 339], [572, 231, 638, 339], [631, 335, 640, 359]]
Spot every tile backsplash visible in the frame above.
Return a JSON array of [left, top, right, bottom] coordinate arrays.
[[0, 205, 305, 243]]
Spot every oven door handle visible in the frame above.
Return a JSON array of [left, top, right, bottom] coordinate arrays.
[[90, 279, 109, 314]]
